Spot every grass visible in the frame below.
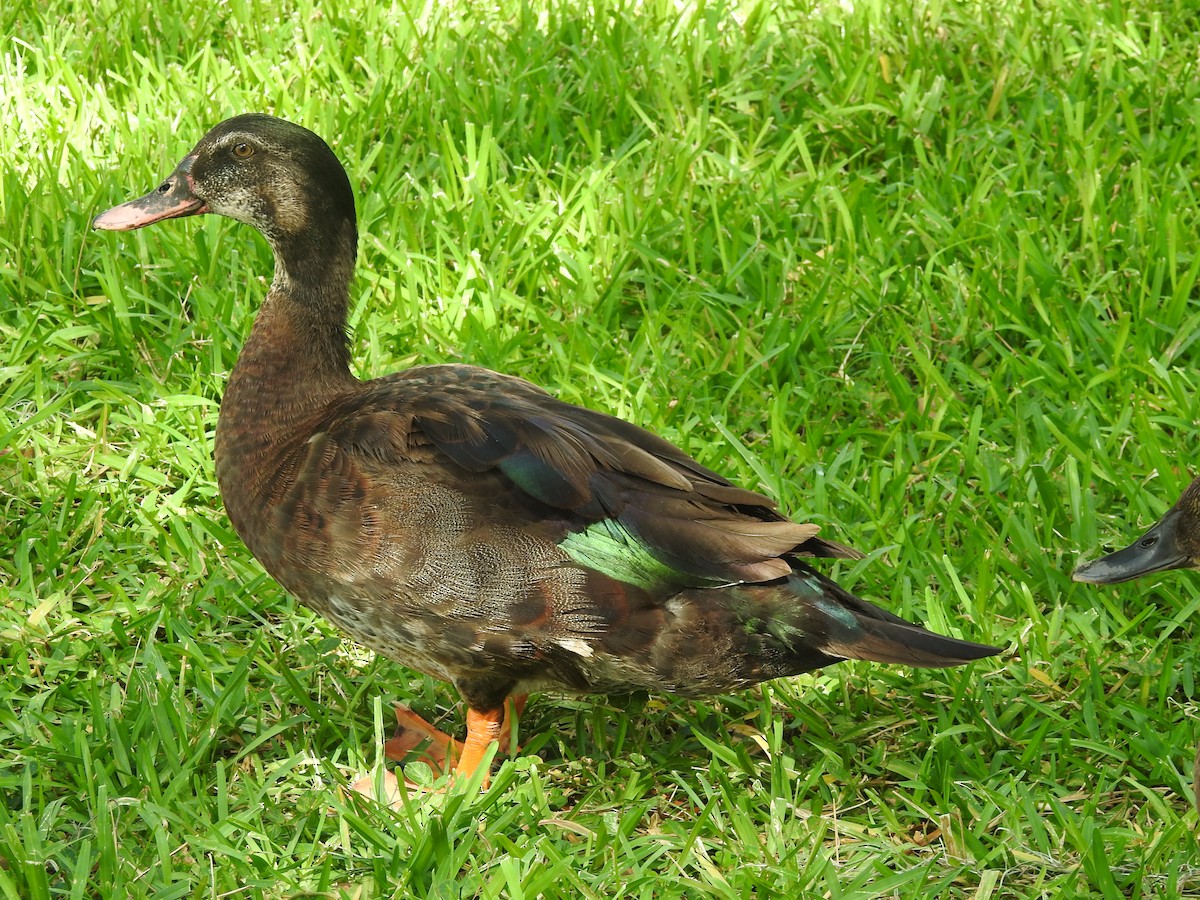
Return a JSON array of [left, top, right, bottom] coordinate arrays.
[[3, 0, 1200, 895]]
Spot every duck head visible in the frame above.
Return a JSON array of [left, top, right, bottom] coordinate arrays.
[[93, 114, 357, 285], [1073, 476, 1200, 584]]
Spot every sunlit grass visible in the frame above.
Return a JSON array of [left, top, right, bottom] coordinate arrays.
[[3, 0, 1200, 896]]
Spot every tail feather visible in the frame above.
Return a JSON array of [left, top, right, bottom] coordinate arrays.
[[788, 565, 1002, 668]]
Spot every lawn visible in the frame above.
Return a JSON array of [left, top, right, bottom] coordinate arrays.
[[3, 0, 1200, 896]]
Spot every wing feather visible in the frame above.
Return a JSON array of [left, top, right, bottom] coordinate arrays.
[[320, 363, 860, 585]]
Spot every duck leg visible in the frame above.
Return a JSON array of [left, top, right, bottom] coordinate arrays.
[[384, 695, 527, 777], [455, 706, 505, 781]]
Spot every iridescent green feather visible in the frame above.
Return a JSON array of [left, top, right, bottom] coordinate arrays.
[[558, 518, 725, 591]]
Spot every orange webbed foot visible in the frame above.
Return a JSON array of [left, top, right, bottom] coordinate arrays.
[[372, 696, 527, 797], [383, 704, 463, 772]]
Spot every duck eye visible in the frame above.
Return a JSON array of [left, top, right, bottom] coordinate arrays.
[[231, 142, 254, 159]]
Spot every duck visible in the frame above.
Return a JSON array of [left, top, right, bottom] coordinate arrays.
[[1074, 475, 1200, 814], [1073, 477, 1200, 585], [93, 114, 1001, 786]]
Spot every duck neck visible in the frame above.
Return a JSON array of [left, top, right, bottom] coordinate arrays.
[[237, 286, 354, 390], [238, 223, 358, 394], [215, 222, 359, 516]]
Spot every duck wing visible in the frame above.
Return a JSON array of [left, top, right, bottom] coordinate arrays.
[[321, 363, 861, 587]]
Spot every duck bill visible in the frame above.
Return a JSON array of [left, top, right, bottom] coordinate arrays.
[[93, 161, 207, 231], [1072, 515, 1191, 584]]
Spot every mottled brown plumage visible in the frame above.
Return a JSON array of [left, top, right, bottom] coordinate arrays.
[[94, 114, 1000, 785]]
